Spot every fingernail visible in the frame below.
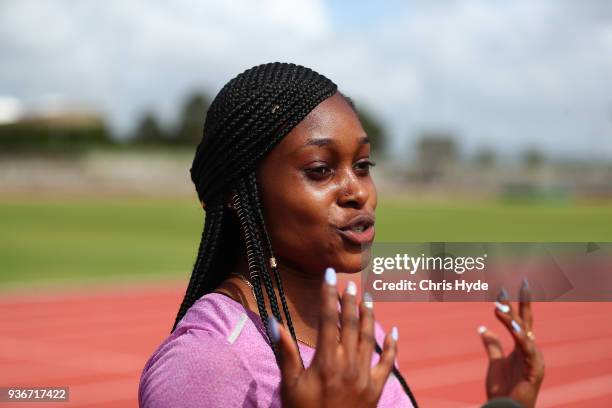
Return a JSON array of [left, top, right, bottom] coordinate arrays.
[[391, 326, 399, 342], [363, 292, 374, 309], [325, 267, 337, 286], [495, 301, 510, 313], [497, 287, 509, 302], [520, 278, 531, 303], [477, 325, 487, 334], [267, 315, 280, 343], [511, 320, 522, 333], [346, 280, 357, 296]]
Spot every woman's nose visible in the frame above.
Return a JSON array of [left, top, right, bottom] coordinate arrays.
[[337, 170, 368, 208]]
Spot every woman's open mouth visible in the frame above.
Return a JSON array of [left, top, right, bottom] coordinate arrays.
[[336, 213, 375, 246], [337, 223, 375, 246]]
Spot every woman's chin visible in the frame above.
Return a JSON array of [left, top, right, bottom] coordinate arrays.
[[334, 255, 368, 274], [345, 246, 371, 272], [341, 268, 362, 275]]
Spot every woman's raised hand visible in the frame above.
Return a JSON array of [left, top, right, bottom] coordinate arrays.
[[269, 267, 399, 408], [478, 280, 545, 408]]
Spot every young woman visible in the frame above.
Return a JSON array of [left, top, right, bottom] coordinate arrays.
[[139, 62, 544, 408]]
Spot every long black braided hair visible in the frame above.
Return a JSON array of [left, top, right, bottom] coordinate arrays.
[[171, 62, 418, 407]]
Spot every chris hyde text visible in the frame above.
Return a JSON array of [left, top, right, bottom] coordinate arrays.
[[372, 279, 489, 293]]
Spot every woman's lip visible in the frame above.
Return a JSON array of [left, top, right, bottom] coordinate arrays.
[[337, 224, 375, 245]]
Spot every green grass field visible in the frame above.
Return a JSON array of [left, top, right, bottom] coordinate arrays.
[[1, 197, 612, 288]]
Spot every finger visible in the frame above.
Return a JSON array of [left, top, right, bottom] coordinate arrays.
[[494, 292, 533, 357], [519, 277, 533, 332], [340, 280, 359, 361], [494, 286, 520, 332], [358, 292, 376, 372], [477, 325, 504, 360], [494, 286, 523, 326], [268, 315, 303, 387], [371, 327, 399, 393], [314, 267, 340, 363], [479, 327, 509, 399]]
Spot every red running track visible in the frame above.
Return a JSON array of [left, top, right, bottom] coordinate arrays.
[[0, 280, 611, 408]]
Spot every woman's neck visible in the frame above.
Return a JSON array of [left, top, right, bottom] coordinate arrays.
[[216, 254, 331, 347]]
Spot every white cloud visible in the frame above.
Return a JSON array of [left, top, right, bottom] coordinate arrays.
[[1, 0, 610, 159], [0, 0, 332, 129], [0, 96, 22, 124]]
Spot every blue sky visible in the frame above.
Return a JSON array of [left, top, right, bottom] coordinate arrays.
[[1, 0, 611, 161]]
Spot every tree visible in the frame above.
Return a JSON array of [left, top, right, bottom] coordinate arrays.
[[133, 111, 165, 144], [416, 131, 459, 182], [173, 92, 210, 146], [0, 112, 113, 154], [521, 148, 545, 170], [474, 148, 497, 168], [355, 106, 386, 155]]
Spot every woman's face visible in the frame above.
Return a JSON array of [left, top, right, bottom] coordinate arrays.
[[257, 92, 377, 276]]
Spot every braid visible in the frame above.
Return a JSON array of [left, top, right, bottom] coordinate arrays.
[[245, 171, 299, 347], [173, 62, 417, 404], [203, 92, 299, 187], [231, 181, 279, 358], [235, 177, 284, 325], [172, 196, 224, 331]]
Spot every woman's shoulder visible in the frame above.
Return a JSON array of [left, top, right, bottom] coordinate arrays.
[[172, 291, 257, 337], [140, 292, 265, 371], [138, 292, 265, 407]]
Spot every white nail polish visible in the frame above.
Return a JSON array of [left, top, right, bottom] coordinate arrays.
[[325, 267, 337, 286], [511, 320, 522, 333], [495, 301, 510, 313], [391, 326, 399, 342], [363, 292, 374, 309], [477, 325, 487, 334], [268, 315, 280, 343], [346, 280, 357, 296]]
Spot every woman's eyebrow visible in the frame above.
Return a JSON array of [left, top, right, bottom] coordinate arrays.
[[301, 135, 370, 149]]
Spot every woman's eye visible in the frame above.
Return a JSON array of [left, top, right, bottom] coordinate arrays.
[[305, 166, 332, 180], [355, 160, 376, 174]]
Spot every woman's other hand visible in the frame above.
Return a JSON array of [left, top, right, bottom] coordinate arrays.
[[479, 280, 545, 408], [270, 267, 399, 408]]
